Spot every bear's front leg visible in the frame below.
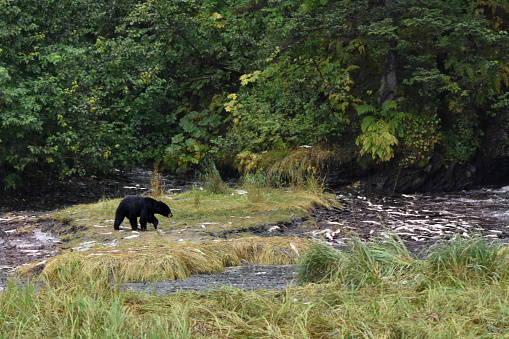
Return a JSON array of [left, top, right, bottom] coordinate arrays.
[[147, 213, 159, 229], [113, 216, 124, 230]]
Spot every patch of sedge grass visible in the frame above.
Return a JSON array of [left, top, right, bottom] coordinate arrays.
[[40, 237, 308, 284], [6, 234, 509, 338], [5, 265, 509, 338]]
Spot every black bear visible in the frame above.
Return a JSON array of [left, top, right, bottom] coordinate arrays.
[[113, 195, 172, 231]]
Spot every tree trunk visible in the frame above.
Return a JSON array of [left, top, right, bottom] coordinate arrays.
[[377, 48, 397, 107], [377, 0, 397, 108]]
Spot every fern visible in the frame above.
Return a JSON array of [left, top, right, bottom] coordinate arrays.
[[355, 100, 405, 162], [360, 115, 377, 132], [380, 99, 398, 112], [357, 119, 398, 162], [355, 104, 377, 116]]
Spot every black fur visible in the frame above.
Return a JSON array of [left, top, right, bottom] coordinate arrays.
[[113, 195, 172, 231]]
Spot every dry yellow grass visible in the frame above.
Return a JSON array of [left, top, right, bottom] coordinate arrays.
[[41, 237, 309, 284]]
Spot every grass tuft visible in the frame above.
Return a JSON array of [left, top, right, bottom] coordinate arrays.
[[426, 234, 509, 281], [199, 161, 230, 194], [265, 146, 332, 188], [296, 240, 345, 283], [40, 237, 309, 285], [297, 234, 417, 286]]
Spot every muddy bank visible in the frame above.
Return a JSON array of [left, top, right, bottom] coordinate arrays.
[[0, 211, 62, 288]]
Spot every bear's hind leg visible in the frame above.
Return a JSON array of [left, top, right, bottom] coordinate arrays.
[[138, 213, 148, 230], [128, 218, 138, 231], [140, 209, 151, 231], [139, 218, 148, 231]]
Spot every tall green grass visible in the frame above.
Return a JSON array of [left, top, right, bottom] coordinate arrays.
[[4, 233, 509, 338], [426, 234, 509, 281], [297, 234, 509, 286], [0, 277, 197, 338], [297, 236, 417, 287]]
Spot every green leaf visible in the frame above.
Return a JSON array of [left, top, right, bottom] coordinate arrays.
[[356, 104, 377, 116], [172, 133, 185, 143]]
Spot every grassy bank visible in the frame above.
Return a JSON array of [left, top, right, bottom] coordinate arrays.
[[32, 184, 325, 284], [4, 235, 509, 337], [3, 186, 509, 337], [50, 184, 332, 247], [41, 237, 308, 284]]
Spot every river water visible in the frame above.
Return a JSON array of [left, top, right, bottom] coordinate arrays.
[[123, 264, 298, 295]]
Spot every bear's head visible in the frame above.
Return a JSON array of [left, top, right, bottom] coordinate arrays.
[[157, 201, 173, 218]]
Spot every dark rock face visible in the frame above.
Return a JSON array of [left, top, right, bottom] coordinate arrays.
[[328, 120, 509, 193], [327, 152, 477, 193], [382, 155, 478, 193], [474, 118, 509, 185]]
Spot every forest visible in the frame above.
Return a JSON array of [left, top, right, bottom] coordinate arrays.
[[1, 0, 509, 189]]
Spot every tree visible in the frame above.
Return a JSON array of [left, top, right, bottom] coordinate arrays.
[[1, 0, 509, 188]]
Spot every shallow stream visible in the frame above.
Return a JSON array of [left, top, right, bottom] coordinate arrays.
[[123, 264, 298, 295]]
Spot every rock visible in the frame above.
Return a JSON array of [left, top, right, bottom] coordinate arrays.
[[327, 151, 481, 193]]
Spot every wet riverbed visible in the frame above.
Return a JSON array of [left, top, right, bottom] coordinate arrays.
[[123, 264, 298, 294], [308, 185, 509, 256], [121, 185, 509, 294], [2, 170, 509, 292]]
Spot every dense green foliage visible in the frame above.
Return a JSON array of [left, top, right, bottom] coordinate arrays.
[[1, 0, 509, 187]]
